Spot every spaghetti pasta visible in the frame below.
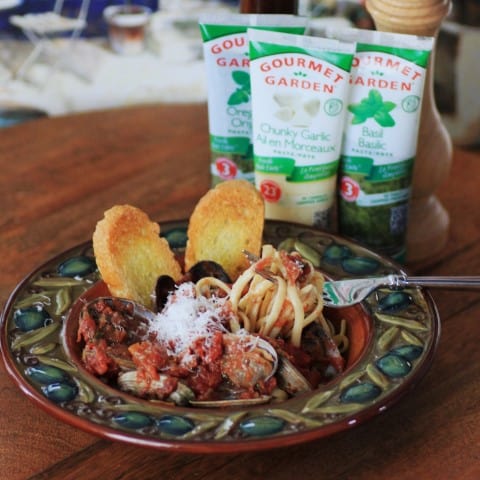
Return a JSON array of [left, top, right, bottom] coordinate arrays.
[[197, 244, 344, 349]]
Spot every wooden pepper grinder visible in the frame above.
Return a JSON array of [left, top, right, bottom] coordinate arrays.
[[365, 0, 453, 263], [239, 0, 298, 14]]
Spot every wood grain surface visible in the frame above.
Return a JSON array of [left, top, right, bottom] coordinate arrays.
[[0, 104, 479, 480]]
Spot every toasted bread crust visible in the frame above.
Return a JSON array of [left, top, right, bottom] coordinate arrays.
[[184, 180, 264, 281], [93, 205, 181, 307]]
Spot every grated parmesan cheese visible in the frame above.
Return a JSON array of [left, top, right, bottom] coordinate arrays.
[[147, 282, 228, 355]]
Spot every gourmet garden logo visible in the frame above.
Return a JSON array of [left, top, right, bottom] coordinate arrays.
[[351, 52, 425, 92], [210, 34, 250, 68], [259, 55, 345, 93], [353, 54, 423, 80]]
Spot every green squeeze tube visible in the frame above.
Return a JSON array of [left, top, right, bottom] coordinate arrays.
[[320, 27, 434, 261], [199, 14, 307, 186], [248, 29, 355, 229]]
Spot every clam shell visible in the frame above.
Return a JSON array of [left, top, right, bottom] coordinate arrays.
[[276, 354, 312, 396]]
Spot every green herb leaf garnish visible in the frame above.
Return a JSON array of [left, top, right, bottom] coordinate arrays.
[[348, 89, 396, 127]]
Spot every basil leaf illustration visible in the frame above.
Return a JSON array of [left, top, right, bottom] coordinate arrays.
[[232, 70, 251, 88], [348, 89, 396, 127], [382, 101, 396, 113], [348, 102, 375, 117], [228, 88, 250, 106], [374, 110, 395, 127], [351, 114, 368, 124], [367, 89, 383, 108]]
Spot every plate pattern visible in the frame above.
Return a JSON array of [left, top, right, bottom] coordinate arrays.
[[1, 220, 440, 451]]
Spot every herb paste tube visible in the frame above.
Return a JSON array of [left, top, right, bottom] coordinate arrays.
[[248, 29, 355, 228], [321, 28, 434, 261], [199, 14, 307, 186]]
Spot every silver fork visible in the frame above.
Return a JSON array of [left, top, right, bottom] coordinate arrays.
[[323, 274, 480, 307], [242, 250, 480, 308]]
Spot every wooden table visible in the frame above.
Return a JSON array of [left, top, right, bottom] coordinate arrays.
[[1, 104, 479, 479]]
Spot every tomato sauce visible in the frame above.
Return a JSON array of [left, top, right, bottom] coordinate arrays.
[[77, 282, 346, 404]]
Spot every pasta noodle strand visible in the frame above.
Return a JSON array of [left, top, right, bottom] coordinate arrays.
[[194, 245, 346, 351]]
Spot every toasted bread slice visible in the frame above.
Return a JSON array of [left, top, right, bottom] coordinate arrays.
[[93, 205, 182, 307], [184, 180, 264, 281]]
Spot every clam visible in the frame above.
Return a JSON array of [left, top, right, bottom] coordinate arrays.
[[187, 333, 279, 408], [78, 296, 153, 344], [276, 354, 312, 396], [221, 333, 278, 389], [302, 322, 345, 376], [118, 370, 195, 406], [107, 354, 136, 372]]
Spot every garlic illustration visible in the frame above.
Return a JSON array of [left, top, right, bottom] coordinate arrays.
[[304, 99, 320, 117], [273, 94, 321, 127], [275, 107, 295, 122]]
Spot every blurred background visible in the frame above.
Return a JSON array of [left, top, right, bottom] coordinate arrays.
[[0, 0, 478, 146]]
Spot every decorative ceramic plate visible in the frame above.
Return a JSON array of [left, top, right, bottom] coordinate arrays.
[[0, 220, 440, 453]]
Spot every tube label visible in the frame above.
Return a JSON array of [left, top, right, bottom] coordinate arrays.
[[199, 14, 307, 185], [248, 29, 355, 228], [320, 27, 434, 260]]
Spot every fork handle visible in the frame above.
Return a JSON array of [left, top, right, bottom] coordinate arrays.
[[397, 275, 480, 289]]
